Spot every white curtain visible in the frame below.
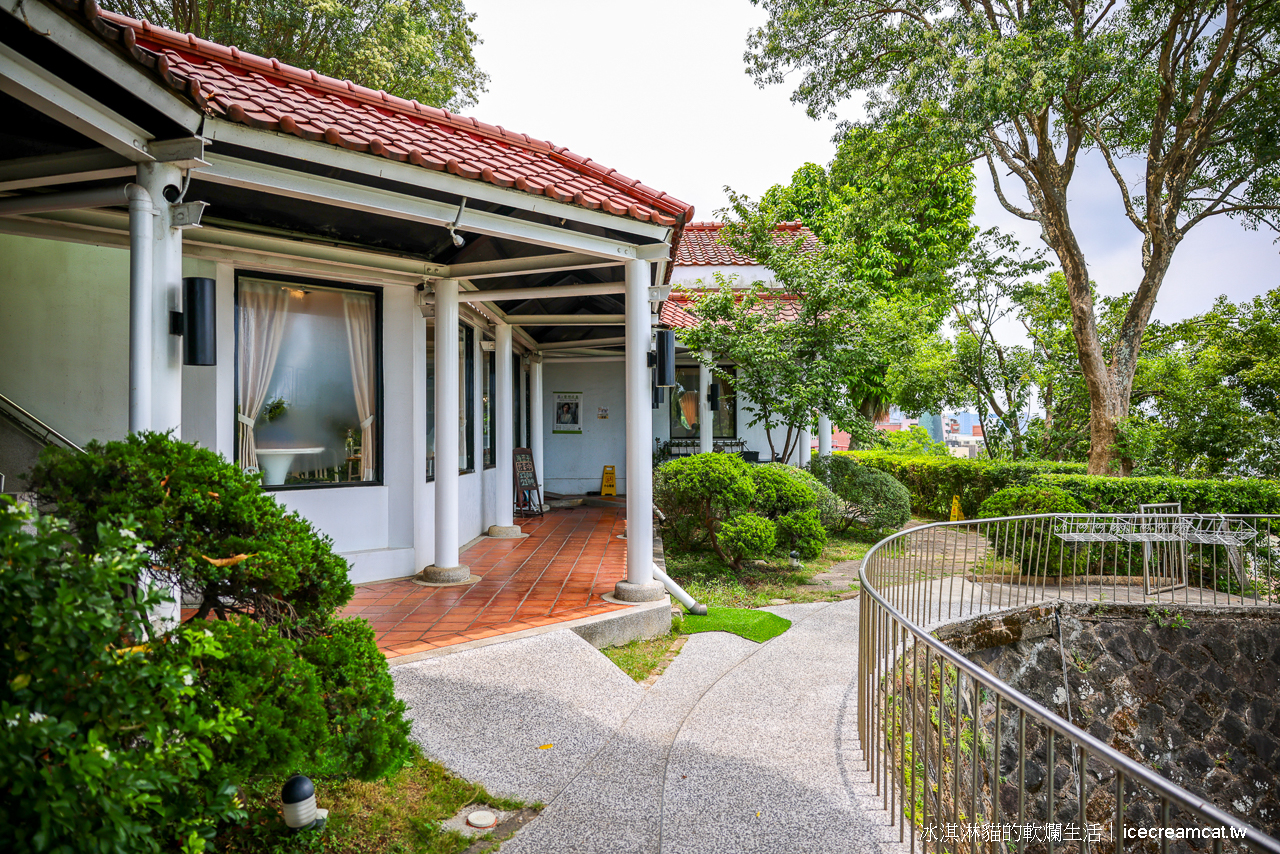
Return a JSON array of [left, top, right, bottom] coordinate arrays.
[[236, 281, 290, 471], [343, 293, 377, 480]]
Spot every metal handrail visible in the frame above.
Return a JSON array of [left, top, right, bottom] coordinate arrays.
[[0, 391, 83, 454], [858, 512, 1280, 853]]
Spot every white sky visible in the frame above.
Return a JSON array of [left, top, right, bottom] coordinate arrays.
[[466, 0, 1278, 324]]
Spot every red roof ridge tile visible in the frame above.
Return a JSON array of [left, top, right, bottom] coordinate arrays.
[[93, 6, 693, 224]]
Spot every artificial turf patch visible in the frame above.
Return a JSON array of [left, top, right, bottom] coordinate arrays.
[[680, 606, 791, 644]]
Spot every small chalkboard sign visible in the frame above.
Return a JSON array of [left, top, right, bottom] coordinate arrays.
[[513, 448, 543, 518]]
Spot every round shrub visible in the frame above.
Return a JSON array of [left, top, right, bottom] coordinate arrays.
[[750, 463, 818, 519], [717, 513, 777, 567], [299, 618, 413, 781], [976, 485, 1086, 518], [656, 453, 756, 550], [28, 431, 354, 634], [977, 486, 1087, 577], [154, 616, 329, 784], [807, 455, 911, 535], [776, 509, 827, 559], [0, 499, 244, 852]]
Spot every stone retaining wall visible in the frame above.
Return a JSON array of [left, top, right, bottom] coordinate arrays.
[[936, 602, 1280, 839]]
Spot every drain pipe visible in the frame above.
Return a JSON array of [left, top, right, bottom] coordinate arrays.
[[126, 185, 153, 433], [651, 562, 707, 616], [0, 184, 155, 432]]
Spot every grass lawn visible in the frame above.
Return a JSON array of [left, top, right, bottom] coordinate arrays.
[[222, 746, 534, 854], [601, 629, 683, 682], [663, 530, 873, 608], [680, 606, 791, 643]]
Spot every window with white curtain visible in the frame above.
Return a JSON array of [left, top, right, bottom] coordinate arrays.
[[235, 277, 380, 488]]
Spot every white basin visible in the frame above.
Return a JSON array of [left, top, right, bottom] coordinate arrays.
[[256, 447, 325, 485]]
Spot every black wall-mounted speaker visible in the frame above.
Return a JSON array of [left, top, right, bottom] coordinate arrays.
[[182, 277, 217, 366]]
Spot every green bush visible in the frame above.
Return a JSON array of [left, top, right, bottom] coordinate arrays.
[[976, 485, 1086, 518], [749, 463, 819, 518], [154, 617, 329, 784], [717, 513, 777, 567], [776, 509, 827, 559], [0, 499, 245, 853], [847, 451, 1088, 518], [808, 455, 912, 535], [29, 432, 353, 634], [656, 453, 756, 550], [1033, 473, 1280, 514], [300, 619, 413, 781], [975, 486, 1088, 577]]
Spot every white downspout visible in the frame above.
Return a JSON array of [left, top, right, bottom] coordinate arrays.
[[127, 184, 153, 434]]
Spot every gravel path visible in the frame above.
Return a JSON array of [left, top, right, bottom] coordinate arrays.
[[392, 600, 912, 853]]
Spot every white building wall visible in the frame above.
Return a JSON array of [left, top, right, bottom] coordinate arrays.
[[0, 233, 130, 446], [541, 360, 629, 495]]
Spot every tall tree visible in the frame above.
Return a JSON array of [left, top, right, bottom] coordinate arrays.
[[746, 0, 1280, 475], [943, 230, 1049, 458], [113, 0, 488, 110]]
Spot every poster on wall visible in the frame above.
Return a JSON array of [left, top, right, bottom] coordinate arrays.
[[553, 392, 582, 434]]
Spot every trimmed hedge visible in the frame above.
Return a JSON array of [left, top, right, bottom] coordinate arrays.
[[845, 451, 1280, 518], [1034, 473, 1280, 515], [845, 451, 1086, 518]]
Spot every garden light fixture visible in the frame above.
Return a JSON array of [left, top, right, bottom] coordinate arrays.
[[281, 775, 327, 832]]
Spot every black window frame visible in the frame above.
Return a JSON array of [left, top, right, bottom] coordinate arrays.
[[669, 365, 736, 440], [482, 334, 496, 469], [461, 322, 476, 474], [232, 270, 383, 491]]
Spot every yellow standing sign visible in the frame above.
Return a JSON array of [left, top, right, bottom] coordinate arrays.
[[950, 495, 964, 522], [601, 465, 617, 497]]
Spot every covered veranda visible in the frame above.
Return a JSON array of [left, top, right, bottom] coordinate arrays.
[[0, 0, 691, 617]]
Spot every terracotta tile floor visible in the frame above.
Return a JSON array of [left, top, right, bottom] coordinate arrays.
[[341, 507, 631, 660]]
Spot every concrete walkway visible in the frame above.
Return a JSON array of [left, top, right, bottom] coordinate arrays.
[[393, 599, 912, 853]]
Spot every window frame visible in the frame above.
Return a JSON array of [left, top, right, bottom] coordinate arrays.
[[482, 334, 496, 470], [232, 271, 384, 491], [460, 322, 476, 474], [668, 365, 736, 440]]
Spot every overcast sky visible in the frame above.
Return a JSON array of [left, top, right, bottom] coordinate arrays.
[[466, 0, 1277, 324]]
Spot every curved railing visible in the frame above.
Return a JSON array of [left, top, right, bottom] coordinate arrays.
[[857, 512, 1280, 853]]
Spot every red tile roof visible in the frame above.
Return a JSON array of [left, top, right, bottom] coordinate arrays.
[[63, 2, 694, 229], [674, 221, 819, 266], [659, 293, 803, 329]]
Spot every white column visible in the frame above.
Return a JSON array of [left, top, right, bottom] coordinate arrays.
[[799, 423, 812, 467], [698, 351, 713, 454], [137, 163, 184, 435], [489, 322, 521, 537], [818, 414, 833, 457], [530, 355, 544, 495], [413, 307, 431, 573], [615, 259, 663, 601], [422, 278, 470, 583]]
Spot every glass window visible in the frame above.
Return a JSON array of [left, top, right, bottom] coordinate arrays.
[[482, 336, 495, 468], [669, 366, 735, 440], [460, 323, 475, 473], [235, 277, 380, 488]]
